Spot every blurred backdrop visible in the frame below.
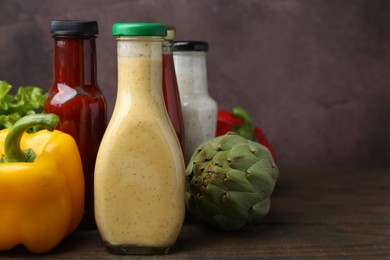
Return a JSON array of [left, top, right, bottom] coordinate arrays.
[[0, 0, 389, 169]]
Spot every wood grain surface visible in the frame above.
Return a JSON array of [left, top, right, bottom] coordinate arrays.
[[1, 168, 389, 259]]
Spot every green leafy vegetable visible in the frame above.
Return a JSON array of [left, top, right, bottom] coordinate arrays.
[[0, 80, 47, 131]]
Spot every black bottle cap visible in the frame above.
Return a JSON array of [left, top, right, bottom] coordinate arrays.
[[51, 20, 98, 35], [173, 41, 208, 52]]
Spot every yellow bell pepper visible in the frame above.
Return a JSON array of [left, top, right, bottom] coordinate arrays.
[[0, 113, 84, 253]]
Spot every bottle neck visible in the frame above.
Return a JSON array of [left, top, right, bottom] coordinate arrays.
[[163, 40, 173, 55], [173, 51, 209, 96], [116, 37, 164, 110], [53, 35, 98, 87]]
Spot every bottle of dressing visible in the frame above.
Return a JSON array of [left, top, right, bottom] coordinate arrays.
[[94, 23, 185, 255], [173, 41, 217, 163]]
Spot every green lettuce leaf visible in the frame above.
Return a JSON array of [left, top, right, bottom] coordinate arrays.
[[0, 80, 47, 131]]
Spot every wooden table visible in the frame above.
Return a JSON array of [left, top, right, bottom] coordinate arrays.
[[2, 169, 389, 259]]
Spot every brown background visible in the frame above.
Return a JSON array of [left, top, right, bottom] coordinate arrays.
[[0, 0, 389, 170]]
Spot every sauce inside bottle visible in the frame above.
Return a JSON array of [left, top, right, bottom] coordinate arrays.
[[162, 26, 185, 151], [173, 41, 217, 163], [44, 20, 107, 229], [94, 23, 185, 255]]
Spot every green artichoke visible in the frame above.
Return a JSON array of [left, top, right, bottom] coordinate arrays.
[[185, 132, 279, 230]]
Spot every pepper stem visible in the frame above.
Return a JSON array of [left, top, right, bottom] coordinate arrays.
[[231, 106, 257, 141], [0, 113, 59, 163]]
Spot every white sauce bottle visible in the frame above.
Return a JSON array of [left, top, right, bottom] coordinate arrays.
[[173, 41, 217, 163], [94, 23, 185, 255]]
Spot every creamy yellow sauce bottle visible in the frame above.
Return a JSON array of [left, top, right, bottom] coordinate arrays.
[[94, 23, 185, 255]]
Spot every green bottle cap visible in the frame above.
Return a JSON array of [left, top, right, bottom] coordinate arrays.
[[112, 22, 167, 37]]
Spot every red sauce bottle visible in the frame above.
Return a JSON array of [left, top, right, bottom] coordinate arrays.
[[163, 26, 185, 150], [44, 20, 107, 230]]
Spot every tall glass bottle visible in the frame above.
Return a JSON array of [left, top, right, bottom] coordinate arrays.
[[44, 20, 107, 230], [94, 23, 185, 255], [173, 41, 217, 163], [162, 26, 185, 151]]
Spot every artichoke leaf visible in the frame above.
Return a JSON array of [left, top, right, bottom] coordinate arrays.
[[203, 165, 228, 186], [253, 143, 273, 160], [202, 183, 227, 208], [194, 192, 223, 217], [247, 160, 278, 197], [221, 191, 263, 220], [186, 192, 206, 221], [246, 175, 275, 200], [218, 132, 248, 151], [188, 176, 202, 193], [227, 144, 260, 170], [191, 161, 208, 176], [223, 169, 257, 193], [249, 198, 271, 222], [209, 149, 229, 167], [193, 142, 218, 163]]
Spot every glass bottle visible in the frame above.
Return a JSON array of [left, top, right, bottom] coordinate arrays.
[[173, 41, 217, 163], [94, 23, 185, 255], [162, 26, 185, 151], [44, 20, 107, 230]]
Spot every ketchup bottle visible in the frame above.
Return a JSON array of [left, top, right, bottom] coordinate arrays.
[[45, 20, 107, 230], [162, 26, 185, 151]]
